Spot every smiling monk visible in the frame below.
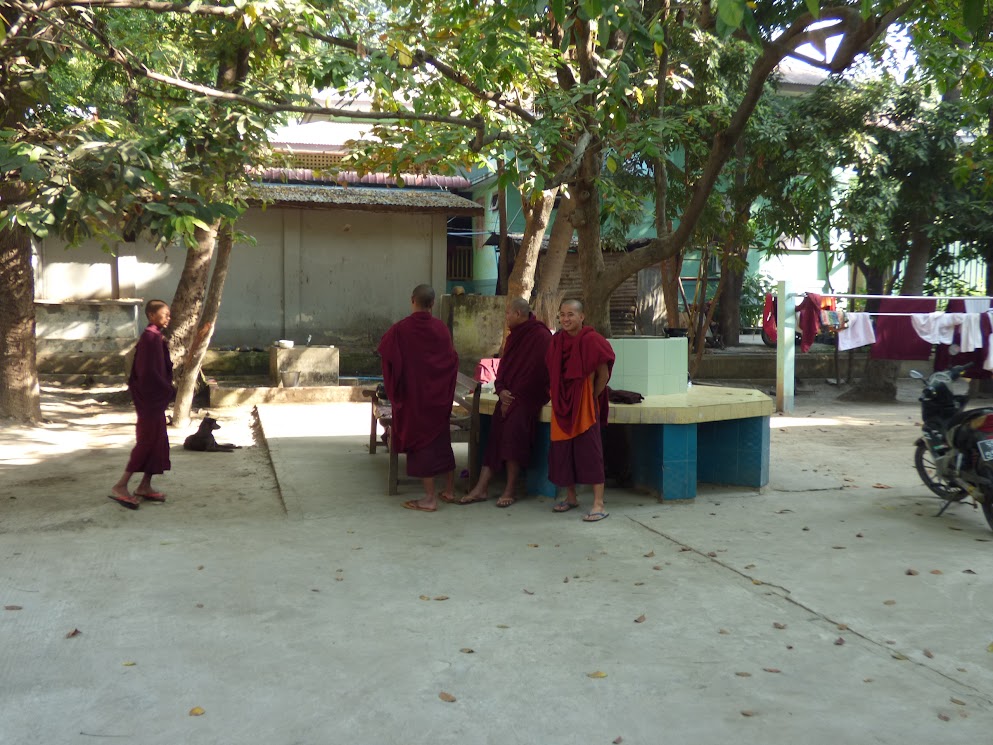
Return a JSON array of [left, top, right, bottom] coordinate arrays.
[[546, 299, 614, 522]]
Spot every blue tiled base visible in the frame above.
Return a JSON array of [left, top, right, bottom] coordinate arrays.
[[477, 414, 770, 501], [697, 416, 770, 488]]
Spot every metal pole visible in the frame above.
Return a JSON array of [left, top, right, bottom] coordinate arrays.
[[776, 280, 795, 413]]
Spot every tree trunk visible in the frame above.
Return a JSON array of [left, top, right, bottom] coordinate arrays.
[[0, 218, 41, 422], [902, 220, 931, 297], [533, 192, 575, 327], [506, 188, 557, 303], [574, 172, 610, 334], [165, 222, 219, 378], [171, 224, 233, 428], [717, 256, 744, 346]]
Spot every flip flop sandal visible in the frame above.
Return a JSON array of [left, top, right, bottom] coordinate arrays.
[[583, 511, 610, 522], [553, 501, 579, 513], [453, 494, 489, 505], [108, 495, 139, 510], [401, 500, 437, 512], [136, 491, 166, 502]]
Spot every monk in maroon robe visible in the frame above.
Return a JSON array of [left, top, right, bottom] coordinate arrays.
[[546, 299, 614, 522], [109, 300, 175, 509], [378, 284, 459, 512], [453, 297, 551, 507]]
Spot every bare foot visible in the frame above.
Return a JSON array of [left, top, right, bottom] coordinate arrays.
[[496, 493, 516, 508]]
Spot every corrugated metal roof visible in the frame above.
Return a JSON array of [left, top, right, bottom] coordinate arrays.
[[249, 183, 483, 215], [261, 168, 471, 189]]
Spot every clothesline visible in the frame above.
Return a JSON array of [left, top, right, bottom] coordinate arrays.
[[799, 292, 982, 302]]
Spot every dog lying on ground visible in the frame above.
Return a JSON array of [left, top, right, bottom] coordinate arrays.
[[183, 415, 241, 452]]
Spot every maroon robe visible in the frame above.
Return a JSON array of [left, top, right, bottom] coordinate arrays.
[[546, 326, 615, 487], [378, 311, 459, 478], [126, 324, 174, 475], [484, 314, 552, 470]]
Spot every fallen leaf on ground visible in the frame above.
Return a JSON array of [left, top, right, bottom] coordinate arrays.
[[419, 595, 430, 601], [434, 596, 449, 601], [195, 603, 204, 608], [439, 692, 456, 703], [523, 589, 534, 595], [744, 563, 756, 569], [863, 678, 873, 683], [189, 707, 205, 716], [776, 509, 793, 514], [634, 582, 644, 586], [587, 671, 607, 679], [963, 569, 977, 574], [613, 738, 623, 744], [958, 667, 968, 672], [197, 565, 204, 570], [335, 577, 344, 582], [741, 710, 756, 717], [837, 624, 848, 630], [891, 653, 908, 660], [872, 483, 892, 489], [65, 628, 81, 638], [679, 547, 692, 552], [832, 546, 846, 550], [924, 649, 934, 658], [123, 661, 136, 666], [938, 713, 950, 722], [4, 606, 22, 611], [855, 532, 864, 538], [752, 580, 763, 585], [311, 589, 320, 593], [719, 629, 730, 635], [497, 624, 509, 629], [773, 622, 786, 630], [527, 544, 539, 548], [906, 569, 919, 576], [707, 552, 717, 557], [643, 551, 655, 558], [951, 698, 966, 706], [763, 668, 781, 673], [834, 637, 845, 646], [460, 648, 474, 654], [930, 569, 943, 575], [564, 577, 569, 583], [883, 600, 897, 605], [987, 642, 993, 652], [735, 672, 751, 677], [634, 614, 646, 624], [949, 526, 963, 531]]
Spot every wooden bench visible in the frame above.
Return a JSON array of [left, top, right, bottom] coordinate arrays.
[[363, 372, 482, 495]]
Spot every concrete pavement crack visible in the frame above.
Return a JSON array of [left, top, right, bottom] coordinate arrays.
[[628, 514, 993, 707]]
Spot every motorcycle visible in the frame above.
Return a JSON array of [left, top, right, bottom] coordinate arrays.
[[912, 364, 993, 532]]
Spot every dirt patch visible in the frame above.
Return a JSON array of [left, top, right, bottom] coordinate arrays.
[[0, 384, 283, 534]]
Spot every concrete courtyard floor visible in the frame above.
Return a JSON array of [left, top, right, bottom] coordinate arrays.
[[2, 380, 993, 744]]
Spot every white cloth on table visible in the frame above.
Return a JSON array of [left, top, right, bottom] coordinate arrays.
[[837, 312, 875, 351], [964, 297, 991, 314], [911, 312, 964, 345], [960, 313, 983, 353]]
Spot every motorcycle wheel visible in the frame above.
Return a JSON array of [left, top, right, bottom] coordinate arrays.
[[914, 442, 968, 501]]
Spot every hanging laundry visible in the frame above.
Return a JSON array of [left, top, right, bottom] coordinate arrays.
[[911, 311, 964, 345], [964, 297, 992, 314], [960, 314, 983, 353], [870, 297, 936, 360], [838, 313, 875, 351], [934, 300, 992, 379], [796, 293, 823, 352]]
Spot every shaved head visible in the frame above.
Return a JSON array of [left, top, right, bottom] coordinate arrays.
[[509, 297, 531, 315], [559, 298, 584, 313], [411, 284, 436, 310]]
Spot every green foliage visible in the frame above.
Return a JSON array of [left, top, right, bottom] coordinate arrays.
[[740, 270, 775, 328]]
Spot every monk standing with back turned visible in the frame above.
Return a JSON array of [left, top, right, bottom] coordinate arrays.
[[546, 299, 614, 522], [378, 284, 459, 512]]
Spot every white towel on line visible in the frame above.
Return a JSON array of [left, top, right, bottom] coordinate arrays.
[[960, 313, 983, 353], [964, 297, 991, 313], [911, 312, 964, 345], [838, 312, 875, 351]]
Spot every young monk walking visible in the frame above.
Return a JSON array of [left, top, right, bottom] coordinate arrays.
[[546, 299, 614, 522], [378, 284, 459, 512], [109, 300, 175, 509]]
